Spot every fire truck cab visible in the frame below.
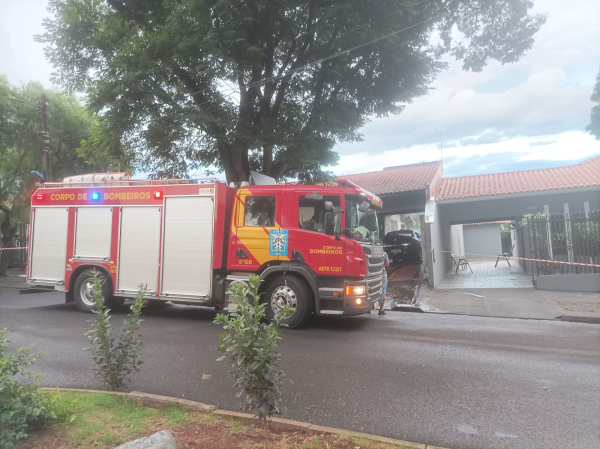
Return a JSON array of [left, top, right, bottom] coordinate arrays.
[[27, 173, 384, 328]]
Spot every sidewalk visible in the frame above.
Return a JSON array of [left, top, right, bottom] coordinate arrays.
[[0, 268, 28, 289], [418, 284, 600, 322]]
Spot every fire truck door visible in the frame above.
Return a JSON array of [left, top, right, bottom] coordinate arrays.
[[161, 195, 214, 298], [117, 206, 162, 294], [231, 191, 284, 271], [294, 193, 345, 276], [29, 207, 69, 283]]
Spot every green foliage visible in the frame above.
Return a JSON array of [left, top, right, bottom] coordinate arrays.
[[214, 276, 293, 426], [587, 67, 600, 140], [37, 0, 546, 183], [500, 222, 513, 254], [85, 273, 146, 390], [0, 75, 130, 274], [0, 329, 72, 448]]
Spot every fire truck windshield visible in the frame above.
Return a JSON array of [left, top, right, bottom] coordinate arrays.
[[345, 196, 380, 243]]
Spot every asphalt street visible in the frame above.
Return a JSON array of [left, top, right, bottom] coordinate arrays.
[[1, 288, 599, 449]]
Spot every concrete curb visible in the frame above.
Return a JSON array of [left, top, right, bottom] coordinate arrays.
[[414, 310, 600, 324], [390, 305, 426, 313], [557, 314, 600, 324], [43, 388, 449, 449]]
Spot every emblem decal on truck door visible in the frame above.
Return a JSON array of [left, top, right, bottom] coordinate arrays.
[[269, 230, 288, 256]]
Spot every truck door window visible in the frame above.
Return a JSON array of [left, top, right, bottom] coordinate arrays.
[[244, 196, 275, 227], [298, 195, 341, 235]]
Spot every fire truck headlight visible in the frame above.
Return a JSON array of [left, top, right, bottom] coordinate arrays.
[[91, 192, 101, 201], [345, 285, 366, 296]]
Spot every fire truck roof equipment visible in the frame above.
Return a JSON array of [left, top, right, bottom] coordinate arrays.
[[335, 178, 383, 208]]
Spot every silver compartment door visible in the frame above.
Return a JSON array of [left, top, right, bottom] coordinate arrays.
[[74, 207, 112, 260], [30, 207, 69, 282], [161, 196, 214, 298], [117, 207, 161, 293]]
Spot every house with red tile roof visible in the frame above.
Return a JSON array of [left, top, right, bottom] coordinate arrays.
[[341, 155, 600, 291]]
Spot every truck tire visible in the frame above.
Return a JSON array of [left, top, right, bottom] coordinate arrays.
[[264, 275, 313, 329], [73, 269, 124, 313]]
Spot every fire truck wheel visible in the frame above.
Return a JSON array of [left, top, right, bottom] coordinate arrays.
[[264, 275, 313, 329], [73, 269, 123, 313]]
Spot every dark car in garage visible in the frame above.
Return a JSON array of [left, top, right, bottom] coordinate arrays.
[[383, 230, 422, 263]]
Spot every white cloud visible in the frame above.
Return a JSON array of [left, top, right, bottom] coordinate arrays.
[[333, 0, 600, 171], [334, 131, 600, 176]]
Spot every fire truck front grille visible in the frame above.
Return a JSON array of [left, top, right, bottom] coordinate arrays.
[[362, 244, 384, 277], [361, 243, 384, 304], [366, 275, 382, 304]]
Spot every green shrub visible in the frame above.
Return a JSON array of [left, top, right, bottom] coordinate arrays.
[[214, 276, 293, 446], [86, 272, 146, 391], [0, 329, 71, 448]]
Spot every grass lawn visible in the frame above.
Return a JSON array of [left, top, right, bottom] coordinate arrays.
[[17, 391, 413, 449]]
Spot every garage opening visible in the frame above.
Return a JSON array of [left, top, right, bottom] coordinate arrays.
[[440, 220, 532, 289]]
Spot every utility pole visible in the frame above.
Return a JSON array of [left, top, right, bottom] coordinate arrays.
[[434, 128, 443, 171], [38, 93, 52, 182]]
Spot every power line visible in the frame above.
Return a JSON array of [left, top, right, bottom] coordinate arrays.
[[50, 130, 93, 142]]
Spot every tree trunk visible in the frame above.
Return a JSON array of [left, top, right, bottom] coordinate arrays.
[[0, 210, 17, 276], [263, 417, 270, 449], [219, 141, 250, 183], [262, 145, 273, 176]]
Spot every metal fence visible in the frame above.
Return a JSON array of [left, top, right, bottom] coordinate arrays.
[[525, 211, 600, 276], [0, 223, 29, 269]]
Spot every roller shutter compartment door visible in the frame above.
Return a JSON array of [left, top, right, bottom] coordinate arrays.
[[161, 196, 214, 298], [117, 207, 161, 294], [74, 207, 112, 260], [30, 207, 69, 282]]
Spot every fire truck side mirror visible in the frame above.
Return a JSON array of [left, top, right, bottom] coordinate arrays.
[[324, 201, 334, 211]]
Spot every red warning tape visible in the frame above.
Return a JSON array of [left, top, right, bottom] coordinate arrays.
[[0, 247, 27, 251], [441, 250, 600, 268]]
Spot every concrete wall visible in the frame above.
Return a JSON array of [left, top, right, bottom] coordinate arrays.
[[463, 223, 502, 259], [537, 274, 600, 293], [438, 190, 599, 225], [450, 224, 465, 256], [425, 202, 452, 288], [379, 190, 426, 215]]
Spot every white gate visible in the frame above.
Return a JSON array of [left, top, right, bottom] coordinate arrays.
[[29, 207, 69, 283], [161, 196, 214, 298], [117, 207, 161, 294]]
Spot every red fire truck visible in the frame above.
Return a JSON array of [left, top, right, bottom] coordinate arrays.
[[27, 172, 384, 328]]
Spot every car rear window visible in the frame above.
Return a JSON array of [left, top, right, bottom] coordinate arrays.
[[384, 234, 414, 245]]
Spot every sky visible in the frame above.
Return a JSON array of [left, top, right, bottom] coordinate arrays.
[[1, 0, 599, 179]]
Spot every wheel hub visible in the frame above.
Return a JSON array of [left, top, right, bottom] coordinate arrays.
[[271, 285, 297, 317], [80, 280, 96, 306]]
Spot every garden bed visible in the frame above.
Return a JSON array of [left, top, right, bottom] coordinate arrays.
[[18, 391, 411, 449]]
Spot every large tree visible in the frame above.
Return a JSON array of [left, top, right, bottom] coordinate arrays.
[[0, 75, 131, 275], [38, 0, 546, 182], [587, 67, 600, 141]]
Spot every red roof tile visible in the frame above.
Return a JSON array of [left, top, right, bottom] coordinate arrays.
[[341, 161, 442, 195], [436, 155, 600, 201]]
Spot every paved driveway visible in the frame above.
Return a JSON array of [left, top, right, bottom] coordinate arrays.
[[438, 260, 532, 289], [1, 288, 599, 449]]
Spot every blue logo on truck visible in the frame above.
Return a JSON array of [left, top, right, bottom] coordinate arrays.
[[269, 230, 288, 256]]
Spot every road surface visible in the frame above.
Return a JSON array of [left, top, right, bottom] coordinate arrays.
[[1, 288, 599, 449]]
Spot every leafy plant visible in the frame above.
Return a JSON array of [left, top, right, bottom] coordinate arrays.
[[38, 1, 545, 183], [214, 276, 293, 447], [86, 272, 146, 391], [0, 329, 72, 448]]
